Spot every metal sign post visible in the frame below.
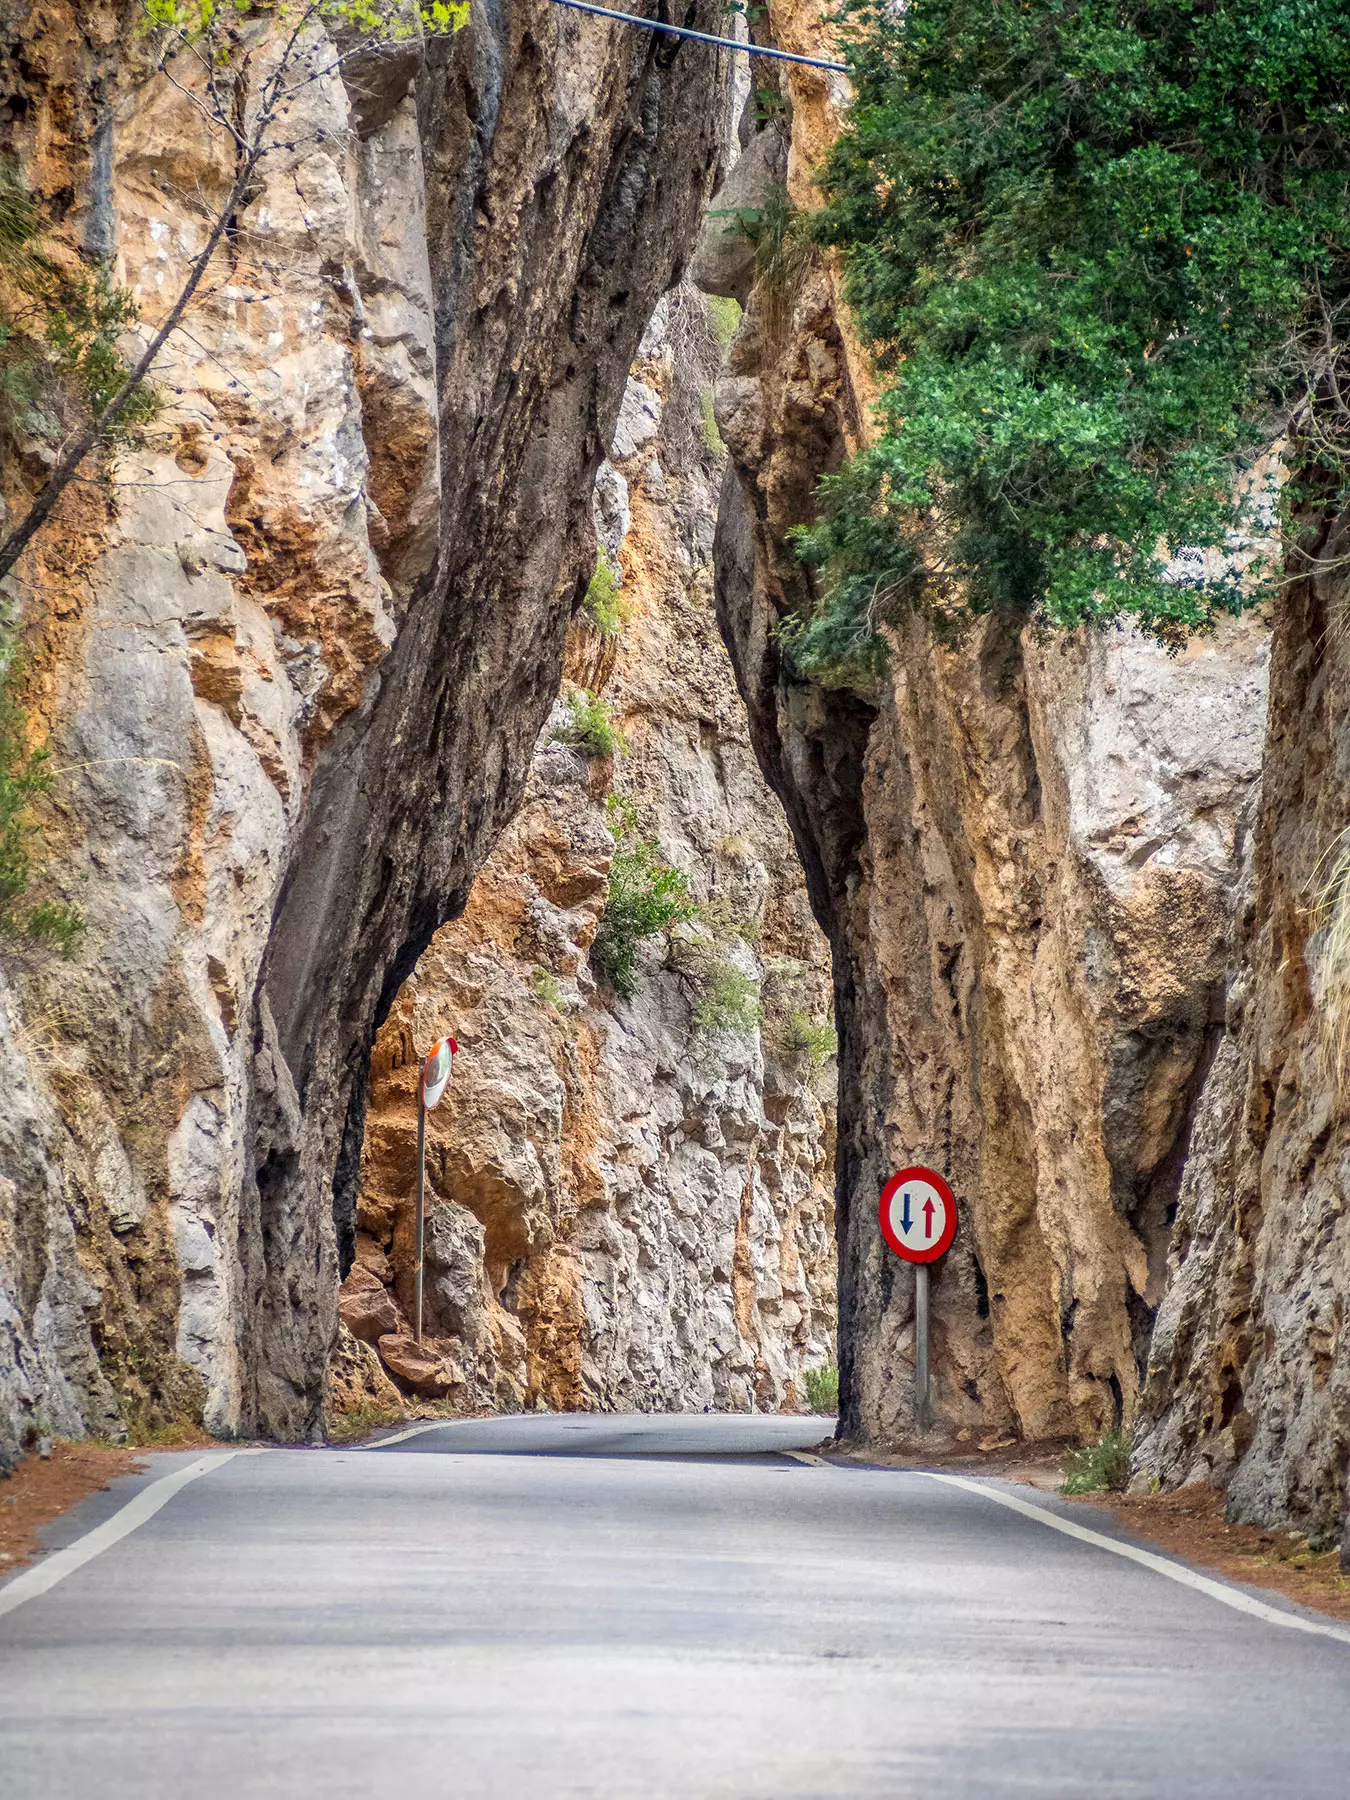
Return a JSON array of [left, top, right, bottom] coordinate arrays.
[[914, 1264, 931, 1429], [878, 1165, 958, 1432], [414, 1035, 458, 1346]]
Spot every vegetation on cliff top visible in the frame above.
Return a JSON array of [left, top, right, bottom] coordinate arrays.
[[786, 0, 1350, 680]]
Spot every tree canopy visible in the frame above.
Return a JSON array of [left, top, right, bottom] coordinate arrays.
[[787, 0, 1350, 680]]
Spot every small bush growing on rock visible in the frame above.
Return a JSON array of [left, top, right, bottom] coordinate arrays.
[[0, 622, 84, 959], [706, 295, 741, 359], [583, 550, 626, 638], [552, 689, 626, 759], [780, 1010, 837, 1071], [1061, 1429, 1132, 1496], [668, 904, 764, 1037], [692, 958, 761, 1036], [592, 803, 698, 999], [699, 386, 724, 457], [695, 892, 761, 948], [328, 1400, 408, 1444], [529, 965, 568, 1014], [803, 1364, 839, 1414]]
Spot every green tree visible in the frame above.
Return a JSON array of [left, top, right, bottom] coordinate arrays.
[[788, 0, 1350, 680]]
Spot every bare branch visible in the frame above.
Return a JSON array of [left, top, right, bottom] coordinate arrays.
[[0, 146, 264, 586]]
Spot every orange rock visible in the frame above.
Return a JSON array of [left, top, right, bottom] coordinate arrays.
[[339, 1276, 403, 1346], [377, 1334, 459, 1397]]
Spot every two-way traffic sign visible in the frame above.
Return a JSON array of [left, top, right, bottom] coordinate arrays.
[[879, 1166, 957, 1264], [878, 1163, 957, 1432]]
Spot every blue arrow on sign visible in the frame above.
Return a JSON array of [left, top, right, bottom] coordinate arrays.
[[900, 1191, 912, 1234]]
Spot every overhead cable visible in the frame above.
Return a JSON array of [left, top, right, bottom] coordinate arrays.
[[545, 0, 850, 72]]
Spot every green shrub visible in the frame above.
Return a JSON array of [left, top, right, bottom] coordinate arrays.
[[0, 166, 155, 442], [708, 184, 812, 344], [789, 0, 1350, 679], [752, 82, 788, 127], [692, 958, 761, 1036], [327, 1399, 408, 1444], [23, 899, 86, 957], [781, 1010, 837, 1071], [552, 689, 626, 759], [592, 805, 699, 999], [699, 386, 723, 457], [706, 295, 742, 359], [44, 264, 158, 437], [583, 550, 626, 638], [803, 1365, 839, 1414], [1061, 1429, 1133, 1496], [529, 966, 568, 1013]]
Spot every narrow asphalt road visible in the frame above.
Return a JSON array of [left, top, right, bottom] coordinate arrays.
[[2, 1412, 1347, 1797]]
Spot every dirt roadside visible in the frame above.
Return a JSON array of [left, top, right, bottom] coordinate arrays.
[[1, 1442, 148, 1574], [827, 1437, 1350, 1624], [0, 1427, 219, 1577]]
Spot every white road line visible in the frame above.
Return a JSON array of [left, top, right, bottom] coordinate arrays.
[[928, 1471, 1350, 1648], [0, 1450, 245, 1623], [347, 1419, 467, 1451], [780, 1450, 828, 1467]]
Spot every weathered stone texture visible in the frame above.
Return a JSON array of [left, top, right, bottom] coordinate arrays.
[[348, 286, 837, 1417], [0, 0, 728, 1458], [1136, 551, 1350, 1546]]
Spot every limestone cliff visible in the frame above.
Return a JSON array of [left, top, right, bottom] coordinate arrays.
[[707, 1, 1273, 1452], [0, 0, 728, 1460], [344, 283, 837, 1418], [1134, 549, 1350, 1549]]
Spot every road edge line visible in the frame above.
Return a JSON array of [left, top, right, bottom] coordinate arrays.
[[926, 1471, 1350, 1648], [0, 1449, 243, 1623], [781, 1450, 828, 1467], [347, 1418, 490, 1451]]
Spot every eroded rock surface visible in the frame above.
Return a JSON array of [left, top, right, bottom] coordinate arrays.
[[1135, 552, 1350, 1547], [348, 286, 837, 1416], [0, 0, 727, 1458]]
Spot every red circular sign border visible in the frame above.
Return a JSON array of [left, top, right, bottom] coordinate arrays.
[[879, 1166, 958, 1265]]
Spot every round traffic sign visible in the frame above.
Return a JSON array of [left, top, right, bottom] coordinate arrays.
[[420, 1036, 458, 1110], [879, 1166, 957, 1264]]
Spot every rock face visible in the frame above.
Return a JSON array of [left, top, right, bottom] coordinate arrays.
[[708, 1, 1272, 1449], [1134, 550, 1350, 1547], [347, 284, 837, 1417], [0, 0, 728, 1459]]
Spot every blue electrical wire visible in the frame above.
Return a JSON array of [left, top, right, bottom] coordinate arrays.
[[546, 0, 850, 72]]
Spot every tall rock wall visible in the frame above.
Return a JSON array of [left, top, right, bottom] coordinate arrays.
[[346, 283, 838, 1419], [710, 0, 1350, 1549], [1135, 548, 1350, 1547], [707, 0, 1275, 1454], [0, 0, 728, 1460]]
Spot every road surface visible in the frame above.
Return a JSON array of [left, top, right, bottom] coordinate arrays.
[[2, 1412, 1347, 1797]]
